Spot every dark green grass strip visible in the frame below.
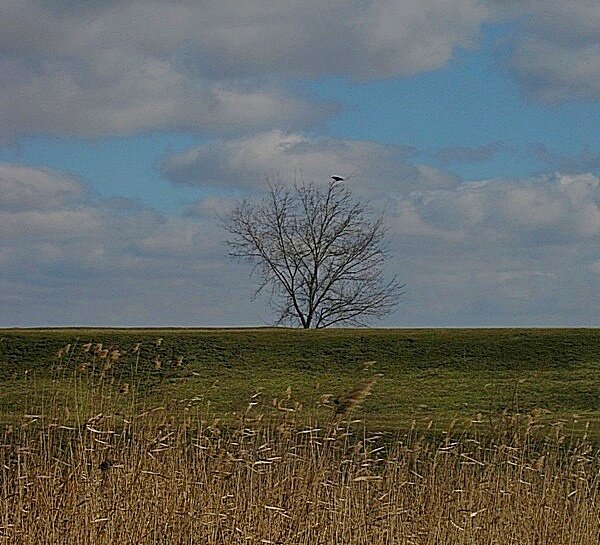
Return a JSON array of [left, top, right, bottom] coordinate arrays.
[[1, 328, 598, 435]]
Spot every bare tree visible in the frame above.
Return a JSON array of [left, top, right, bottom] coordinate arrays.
[[222, 177, 403, 328]]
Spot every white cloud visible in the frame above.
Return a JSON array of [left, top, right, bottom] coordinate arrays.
[[0, 162, 262, 326], [0, 164, 82, 211], [386, 173, 599, 324], [1, 156, 598, 326], [163, 130, 599, 325], [0, 54, 327, 139], [159, 130, 456, 192], [2, 0, 597, 141], [161, 133, 596, 281], [588, 260, 600, 274], [511, 38, 600, 102], [491, 0, 600, 101], [399, 173, 599, 243], [0, 0, 598, 143], [0, 0, 487, 139]]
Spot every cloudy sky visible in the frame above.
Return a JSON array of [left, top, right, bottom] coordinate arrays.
[[1, 0, 598, 327]]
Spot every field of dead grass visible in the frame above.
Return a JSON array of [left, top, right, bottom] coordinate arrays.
[[0, 337, 599, 544]]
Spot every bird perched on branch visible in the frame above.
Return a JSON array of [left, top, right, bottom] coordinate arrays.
[[331, 175, 344, 182]]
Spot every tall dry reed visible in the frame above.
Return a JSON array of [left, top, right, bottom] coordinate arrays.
[[0, 342, 598, 544]]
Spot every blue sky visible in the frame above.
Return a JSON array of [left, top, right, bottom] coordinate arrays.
[[0, 1, 598, 327]]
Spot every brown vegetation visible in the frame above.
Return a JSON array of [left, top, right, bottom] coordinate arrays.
[[0, 363, 598, 544]]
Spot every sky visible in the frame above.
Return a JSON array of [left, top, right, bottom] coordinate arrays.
[[0, 0, 598, 327]]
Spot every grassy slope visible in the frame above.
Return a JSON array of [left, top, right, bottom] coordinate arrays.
[[0, 328, 599, 434]]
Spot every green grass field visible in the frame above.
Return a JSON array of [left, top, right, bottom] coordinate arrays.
[[1, 328, 599, 436]]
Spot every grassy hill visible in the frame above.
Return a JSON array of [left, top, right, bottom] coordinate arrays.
[[1, 328, 598, 435], [1, 328, 599, 542]]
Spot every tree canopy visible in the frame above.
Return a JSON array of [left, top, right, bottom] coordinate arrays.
[[222, 178, 403, 328]]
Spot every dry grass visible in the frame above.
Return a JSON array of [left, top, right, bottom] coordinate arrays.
[[0, 341, 598, 543]]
